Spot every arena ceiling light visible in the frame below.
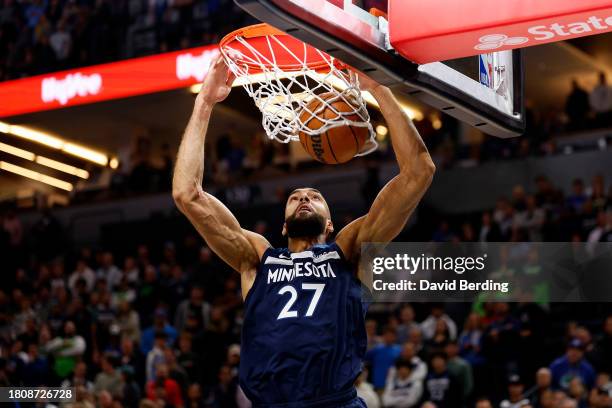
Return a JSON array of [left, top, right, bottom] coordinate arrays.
[[0, 141, 90, 179], [0, 161, 73, 191], [0, 120, 109, 166]]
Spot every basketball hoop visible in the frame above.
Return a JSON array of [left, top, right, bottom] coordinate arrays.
[[220, 23, 377, 156]]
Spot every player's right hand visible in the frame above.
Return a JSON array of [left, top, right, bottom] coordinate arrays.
[[197, 54, 236, 106]]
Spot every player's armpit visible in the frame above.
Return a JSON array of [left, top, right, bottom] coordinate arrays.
[[336, 167, 434, 264], [175, 190, 270, 274]]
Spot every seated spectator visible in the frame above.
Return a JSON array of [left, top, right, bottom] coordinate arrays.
[[114, 300, 140, 343], [174, 286, 210, 334], [445, 341, 473, 403], [94, 353, 123, 399], [567, 377, 588, 408], [21, 344, 49, 386], [550, 339, 596, 391], [387, 342, 428, 383], [475, 398, 493, 408], [97, 252, 123, 289], [355, 366, 380, 408], [210, 364, 239, 408], [365, 325, 402, 390], [145, 331, 167, 383], [423, 352, 460, 408], [500, 374, 530, 408], [68, 259, 96, 293], [396, 304, 419, 344], [566, 179, 587, 214], [420, 304, 457, 341], [119, 337, 145, 387], [141, 308, 178, 355], [146, 363, 183, 407], [382, 359, 423, 408], [120, 365, 141, 408], [527, 368, 552, 406], [61, 361, 94, 392], [588, 372, 612, 408], [186, 383, 208, 408], [366, 319, 383, 350], [458, 313, 485, 367]]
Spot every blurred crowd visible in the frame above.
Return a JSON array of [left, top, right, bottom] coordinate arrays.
[[1, 167, 612, 408], [0, 0, 248, 80]]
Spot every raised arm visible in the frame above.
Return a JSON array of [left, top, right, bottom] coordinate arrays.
[[336, 77, 435, 264], [172, 56, 269, 276]]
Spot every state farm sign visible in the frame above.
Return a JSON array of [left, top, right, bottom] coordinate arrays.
[[389, 0, 612, 63]]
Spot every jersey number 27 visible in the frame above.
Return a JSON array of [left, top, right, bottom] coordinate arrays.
[[277, 283, 325, 320]]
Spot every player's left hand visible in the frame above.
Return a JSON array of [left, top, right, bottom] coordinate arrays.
[[197, 54, 236, 106]]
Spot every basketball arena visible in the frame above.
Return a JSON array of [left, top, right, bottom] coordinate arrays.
[[0, 0, 611, 407]]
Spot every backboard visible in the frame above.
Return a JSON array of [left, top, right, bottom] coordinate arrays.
[[234, 0, 525, 138]]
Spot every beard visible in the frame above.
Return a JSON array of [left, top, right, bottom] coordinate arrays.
[[285, 212, 326, 239]]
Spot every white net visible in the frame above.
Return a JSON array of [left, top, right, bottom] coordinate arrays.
[[221, 28, 378, 156]]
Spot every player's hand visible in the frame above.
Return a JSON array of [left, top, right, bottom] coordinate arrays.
[[197, 54, 236, 106]]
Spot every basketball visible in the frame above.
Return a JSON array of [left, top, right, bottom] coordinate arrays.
[[298, 93, 370, 164]]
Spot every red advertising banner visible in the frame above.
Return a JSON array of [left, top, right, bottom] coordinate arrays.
[[0, 45, 219, 118], [389, 0, 612, 63]]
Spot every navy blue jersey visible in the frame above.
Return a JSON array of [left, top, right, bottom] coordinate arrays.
[[240, 242, 369, 406]]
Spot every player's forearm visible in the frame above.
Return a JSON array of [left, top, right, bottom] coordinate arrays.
[[371, 86, 435, 176], [172, 99, 213, 202]]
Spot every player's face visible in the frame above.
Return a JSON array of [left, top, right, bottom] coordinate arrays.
[[283, 188, 332, 238]]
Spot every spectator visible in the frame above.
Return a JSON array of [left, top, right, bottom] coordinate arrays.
[[549, 339, 596, 391], [186, 383, 207, 408], [500, 374, 530, 408], [120, 365, 142, 408], [68, 260, 96, 293], [94, 353, 123, 399], [423, 352, 460, 408], [145, 331, 167, 383], [420, 304, 457, 341], [355, 367, 380, 408], [141, 308, 178, 355], [366, 325, 402, 390], [114, 301, 141, 343], [21, 344, 49, 386], [589, 72, 612, 127], [565, 79, 591, 130], [177, 332, 198, 383], [97, 252, 123, 289], [146, 363, 184, 407], [475, 398, 493, 408], [382, 359, 423, 408], [566, 179, 587, 214], [526, 368, 552, 407], [211, 364, 239, 408], [567, 377, 588, 408], [174, 286, 210, 334], [43, 320, 86, 379], [396, 305, 419, 344], [458, 313, 485, 367], [49, 20, 71, 64], [61, 361, 94, 392], [445, 341, 473, 403]]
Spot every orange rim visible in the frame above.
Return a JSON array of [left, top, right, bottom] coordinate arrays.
[[219, 23, 340, 73]]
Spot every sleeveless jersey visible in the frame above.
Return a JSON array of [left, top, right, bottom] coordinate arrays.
[[239, 242, 369, 406]]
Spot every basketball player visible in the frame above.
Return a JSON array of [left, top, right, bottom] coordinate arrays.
[[173, 55, 435, 407]]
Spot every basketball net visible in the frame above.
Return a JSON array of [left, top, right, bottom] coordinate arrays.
[[221, 29, 378, 156]]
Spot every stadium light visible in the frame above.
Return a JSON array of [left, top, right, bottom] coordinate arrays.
[[0, 121, 109, 166], [0, 140, 90, 179], [0, 161, 73, 191]]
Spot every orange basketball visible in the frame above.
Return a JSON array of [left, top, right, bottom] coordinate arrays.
[[298, 93, 369, 164]]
